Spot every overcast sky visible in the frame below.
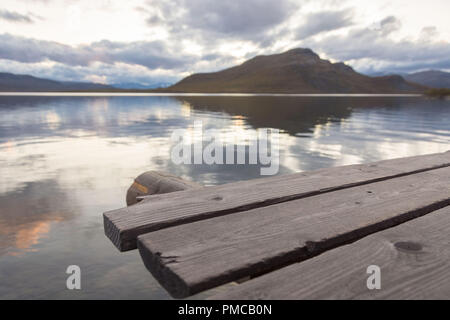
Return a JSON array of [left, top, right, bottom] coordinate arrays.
[[0, 0, 449, 85]]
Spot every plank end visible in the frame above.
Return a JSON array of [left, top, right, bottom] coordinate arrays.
[[137, 235, 190, 299], [103, 210, 136, 252]]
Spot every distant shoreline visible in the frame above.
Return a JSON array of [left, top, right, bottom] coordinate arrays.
[[425, 88, 450, 99]]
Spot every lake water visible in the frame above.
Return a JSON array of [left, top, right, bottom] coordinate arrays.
[[0, 94, 449, 299]]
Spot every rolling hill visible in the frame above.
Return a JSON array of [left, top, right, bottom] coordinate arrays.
[[405, 70, 450, 89], [168, 48, 426, 94], [0, 72, 114, 92]]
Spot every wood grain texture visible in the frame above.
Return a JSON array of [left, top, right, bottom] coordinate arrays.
[[212, 206, 450, 300], [105, 152, 450, 251], [137, 167, 450, 298]]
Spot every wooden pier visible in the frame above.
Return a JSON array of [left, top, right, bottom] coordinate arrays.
[[103, 151, 450, 299]]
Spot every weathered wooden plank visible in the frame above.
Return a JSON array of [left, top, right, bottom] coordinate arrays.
[[137, 167, 450, 298], [104, 151, 450, 251], [212, 205, 450, 300]]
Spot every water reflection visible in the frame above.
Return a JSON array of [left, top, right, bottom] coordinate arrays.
[[0, 95, 449, 299], [176, 95, 355, 135], [0, 180, 72, 257]]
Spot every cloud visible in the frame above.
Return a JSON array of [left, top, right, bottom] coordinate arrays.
[[89, 40, 196, 69], [1, 2, 450, 83], [0, 34, 90, 66], [0, 34, 198, 70], [420, 26, 439, 41], [0, 31, 239, 85], [0, 9, 34, 23], [296, 9, 354, 39], [378, 16, 401, 35], [0, 59, 183, 85], [302, 16, 450, 73], [143, 0, 297, 42], [180, 0, 296, 36]]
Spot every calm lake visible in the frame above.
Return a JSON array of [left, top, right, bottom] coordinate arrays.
[[0, 94, 449, 299]]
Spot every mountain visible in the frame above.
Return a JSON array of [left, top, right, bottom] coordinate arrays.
[[404, 70, 450, 89], [168, 48, 426, 94], [0, 72, 115, 92], [112, 82, 172, 90]]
